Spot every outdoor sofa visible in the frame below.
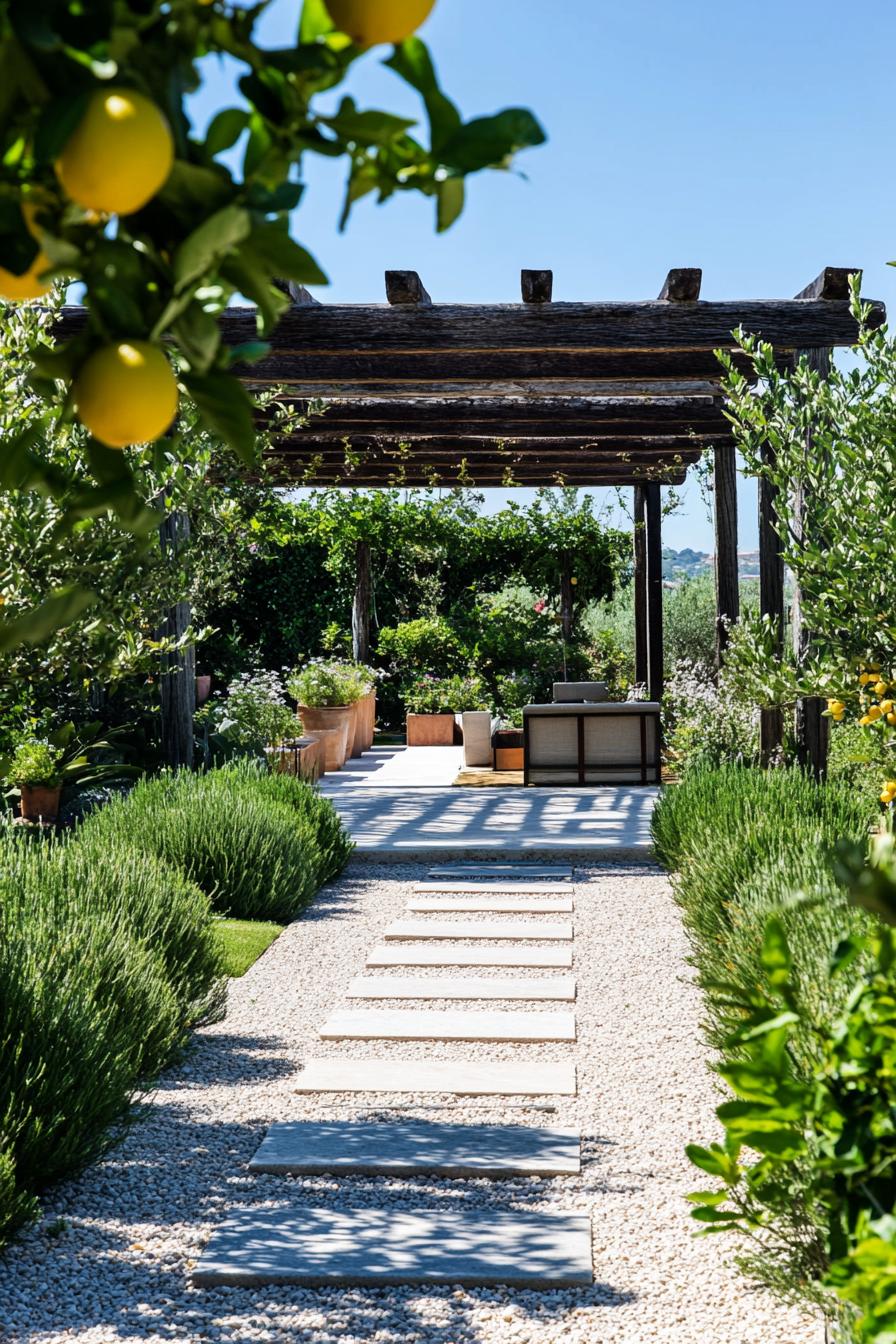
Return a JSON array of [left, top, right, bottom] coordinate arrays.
[[523, 681, 661, 786]]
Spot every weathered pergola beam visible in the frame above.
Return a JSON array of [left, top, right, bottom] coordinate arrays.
[[237, 348, 788, 384], [281, 397, 727, 439], [658, 268, 702, 302], [794, 266, 859, 301], [264, 471, 689, 487], [385, 270, 432, 305], [521, 269, 553, 303], [214, 298, 882, 353], [267, 449, 705, 468], [266, 434, 718, 455]]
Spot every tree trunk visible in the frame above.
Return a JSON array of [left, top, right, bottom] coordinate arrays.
[[158, 510, 195, 770], [559, 570, 574, 643], [352, 539, 371, 664]]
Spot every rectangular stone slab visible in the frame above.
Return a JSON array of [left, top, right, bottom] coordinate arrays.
[[347, 974, 577, 1001], [407, 895, 573, 913], [428, 865, 573, 879], [249, 1120, 581, 1177], [366, 944, 573, 968], [293, 1058, 577, 1095], [384, 919, 573, 942], [192, 1205, 593, 1288], [416, 881, 574, 895], [318, 1008, 577, 1042]]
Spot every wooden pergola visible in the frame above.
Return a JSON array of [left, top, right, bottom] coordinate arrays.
[[216, 264, 883, 771], [61, 264, 884, 771]]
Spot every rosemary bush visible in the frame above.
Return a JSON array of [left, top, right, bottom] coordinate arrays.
[[0, 828, 224, 1246]]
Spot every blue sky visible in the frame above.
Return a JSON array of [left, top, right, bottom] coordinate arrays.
[[193, 0, 896, 552]]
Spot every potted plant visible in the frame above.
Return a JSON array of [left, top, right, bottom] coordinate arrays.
[[7, 737, 65, 823], [287, 660, 367, 770], [404, 674, 489, 747]]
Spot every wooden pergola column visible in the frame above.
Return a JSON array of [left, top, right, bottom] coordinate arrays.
[[633, 484, 648, 689], [758, 449, 785, 763], [644, 481, 664, 701], [791, 345, 832, 776], [713, 442, 739, 668]]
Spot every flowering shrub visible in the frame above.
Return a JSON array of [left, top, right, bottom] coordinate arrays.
[[205, 670, 296, 755], [287, 660, 371, 709], [663, 658, 759, 774], [404, 674, 490, 716]]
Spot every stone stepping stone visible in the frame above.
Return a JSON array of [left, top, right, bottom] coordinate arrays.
[[408, 895, 573, 913], [248, 1119, 581, 1177], [428, 864, 573, 880], [346, 974, 577, 1001], [318, 1008, 576, 1042], [293, 1058, 577, 1095], [416, 881, 573, 895], [366, 944, 573, 968], [384, 919, 573, 942], [192, 1205, 592, 1288]]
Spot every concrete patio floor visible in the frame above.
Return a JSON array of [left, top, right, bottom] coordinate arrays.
[[317, 747, 657, 858]]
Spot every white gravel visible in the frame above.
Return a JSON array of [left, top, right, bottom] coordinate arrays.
[[0, 861, 821, 1343]]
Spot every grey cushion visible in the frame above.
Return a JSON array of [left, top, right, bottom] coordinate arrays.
[[552, 681, 609, 703]]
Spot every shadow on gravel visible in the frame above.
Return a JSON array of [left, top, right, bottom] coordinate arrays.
[[1, 1110, 638, 1342], [150, 1031, 297, 1091]]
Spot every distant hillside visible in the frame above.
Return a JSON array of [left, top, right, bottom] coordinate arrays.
[[661, 548, 762, 581]]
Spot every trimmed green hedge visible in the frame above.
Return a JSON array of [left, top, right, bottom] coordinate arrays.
[[0, 831, 224, 1246]]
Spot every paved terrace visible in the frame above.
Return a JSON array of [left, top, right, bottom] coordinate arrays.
[[317, 747, 657, 858]]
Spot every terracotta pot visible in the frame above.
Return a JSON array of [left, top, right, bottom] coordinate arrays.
[[195, 674, 212, 705], [362, 688, 376, 750], [19, 784, 62, 824], [348, 699, 366, 759], [299, 727, 343, 773], [298, 704, 352, 767], [406, 712, 456, 746]]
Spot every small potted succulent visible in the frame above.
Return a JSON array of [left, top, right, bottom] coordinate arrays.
[[404, 674, 489, 747], [8, 737, 65, 823]]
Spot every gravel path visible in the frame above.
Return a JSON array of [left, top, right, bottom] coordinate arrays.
[[0, 862, 820, 1343]]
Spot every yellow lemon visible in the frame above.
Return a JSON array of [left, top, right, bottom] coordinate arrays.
[[860, 715, 873, 726], [887, 780, 896, 793], [880, 791, 893, 805], [881, 700, 894, 714], [56, 88, 174, 215], [860, 672, 874, 684], [73, 341, 178, 447], [875, 680, 889, 697], [868, 705, 883, 722], [0, 200, 53, 301], [325, 0, 436, 45], [888, 713, 896, 726]]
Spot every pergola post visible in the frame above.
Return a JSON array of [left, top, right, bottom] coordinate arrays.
[[352, 539, 371, 664], [713, 442, 739, 669], [758, 450, 785, 763], [158, 510, 195, 770], [787, 269, 860, 775], [633, 484, 648, 689], [791, 345, 832, 776], [644, 481, 664, 701]]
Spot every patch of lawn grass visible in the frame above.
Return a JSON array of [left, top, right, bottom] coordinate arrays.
[[215, 918, 284, 978]]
